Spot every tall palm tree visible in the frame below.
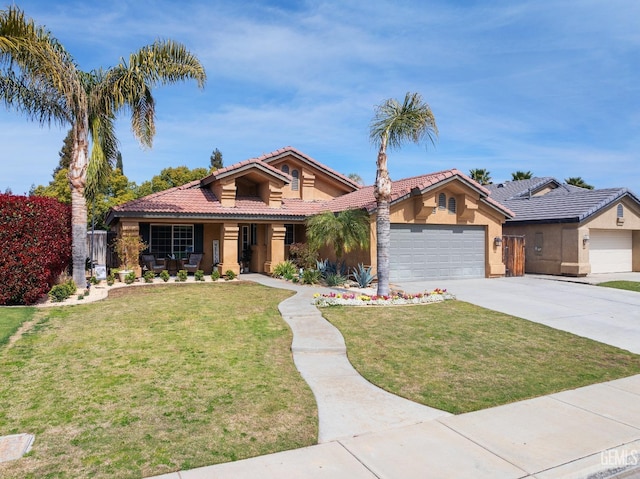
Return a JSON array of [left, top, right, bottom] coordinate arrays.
[[565, 177, 594, 190], [511, 170, 533, 180], [0, 6, 206, 287], [370, 92, 438, 296], [469, 168, 492, 185], [306, 209, 370, 264]]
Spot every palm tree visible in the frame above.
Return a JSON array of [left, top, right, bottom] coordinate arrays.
[[469, 168, 492, 185], [0, 6, 206, 287], [306, 209, 370, 264], [565, 177, 594, 189], [511, 170, 533, 180], [370, 92, 438, 296]]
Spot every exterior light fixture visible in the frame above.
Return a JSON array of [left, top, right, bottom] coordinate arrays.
[[583, 234, 590, 246], [494, 237, 502, 246]]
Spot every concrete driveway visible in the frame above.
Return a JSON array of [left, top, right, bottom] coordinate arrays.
[[395, 273, 640, 355]]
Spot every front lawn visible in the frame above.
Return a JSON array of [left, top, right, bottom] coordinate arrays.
[[0, 307, 35, 346], [598, 280, 640, 293], [323, 300, 640, 414], [0, 283, 317, 479]]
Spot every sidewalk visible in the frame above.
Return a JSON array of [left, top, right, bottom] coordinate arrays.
[[149, 275, 640, 479]]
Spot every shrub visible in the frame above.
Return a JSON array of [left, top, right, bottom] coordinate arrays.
[[106, 273, 115, 286], [48, 279, 77, 302], [160, 270, 170, 282], [225, 269, 236, 281], [143, 270, 155, 283], [302, 268, 321, 285], [194, 270, 205, 281], [272, 260, 297, 279], [124, 271, 136, 284], [211, 269, 221, 281], [89, 276, 99, 285], [325, 272, 347, 287], [352, 263, 376, 288], [0, 194, 71, 305], [176, 269, 188, 282], [288, 242, 318, 269]]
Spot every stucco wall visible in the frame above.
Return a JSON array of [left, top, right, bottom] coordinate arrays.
[[367, 184, 507, 278]]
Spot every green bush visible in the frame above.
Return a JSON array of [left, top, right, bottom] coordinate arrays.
[[225, 270, 236, 281], [325, 272, 346, 287], [272, 260, 297, 279], [160, 270, 170, 282], [143, 270, 155, 283], [211, 270, 221, 281], [106, 273, 115, 286], [194, 270, 205, 281], [176, 270, 188, 282], [48, 279, 77, 302], [124, 271, 136, 284], [302, 269, 321, 285]]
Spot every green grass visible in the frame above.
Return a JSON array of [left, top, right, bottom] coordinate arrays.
[[0, 307, 36, 346], [598, 281, 640, 292], [323, 301, 640, 414], [0, 283, 317, 479]]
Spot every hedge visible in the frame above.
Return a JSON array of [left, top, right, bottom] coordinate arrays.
[[0, 194, 72, 305]]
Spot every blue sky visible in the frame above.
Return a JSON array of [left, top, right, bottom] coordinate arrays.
[[1, 0, 639, 195]]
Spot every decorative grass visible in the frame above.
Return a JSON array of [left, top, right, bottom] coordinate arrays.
[[0, 307, 36, 346], [598, 281, 640, 293], [0, 283, 317, 479], [323, 300, 640, 414]]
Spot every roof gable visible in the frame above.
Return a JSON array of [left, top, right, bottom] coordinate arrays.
[[200, 158, 291, 186], [258, 146, 361, 191]]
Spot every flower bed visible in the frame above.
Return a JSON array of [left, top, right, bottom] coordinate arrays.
[[313, 288, 455, 307]]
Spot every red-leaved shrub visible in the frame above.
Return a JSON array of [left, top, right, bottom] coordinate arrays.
[[0, 194, 72, 305]]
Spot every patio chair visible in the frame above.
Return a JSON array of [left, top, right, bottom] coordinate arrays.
[[182, 253, 203, 274], [141, 254, 166, 274]]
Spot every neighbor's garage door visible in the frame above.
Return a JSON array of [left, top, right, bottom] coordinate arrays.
[[389, 224, 485, 281], [589, 229, 632, 273]]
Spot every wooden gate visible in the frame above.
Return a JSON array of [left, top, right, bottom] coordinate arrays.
[[502, 235, 525, 277]]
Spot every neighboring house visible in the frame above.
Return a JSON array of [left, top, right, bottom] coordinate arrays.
[[106, 146, 513, 280], [486, 177, 640, 276]]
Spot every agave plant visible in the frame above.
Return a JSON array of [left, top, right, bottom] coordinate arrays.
[[352, 263, 376, 288]]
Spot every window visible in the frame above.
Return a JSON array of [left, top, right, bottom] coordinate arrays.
[[251, 223, 258, 245], [438, 193, 446, 209], [281, 165, 289, 174], [285, 224, 295, 245], [448, 197, 456, 214], [150, 224, 194, 259], [291, 169, 299, 191], [617, 204, 624, 218], [534, 232, 543, 255]]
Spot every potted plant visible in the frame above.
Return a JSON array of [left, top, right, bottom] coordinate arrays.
[[113, 234, 147, 282]]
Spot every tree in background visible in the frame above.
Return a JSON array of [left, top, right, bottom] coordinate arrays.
[[0, 6, 206, 287], [115, 151, 123, 173], [511, 170, 533, 180], [565, 177, 594, 190], [210, 148, 223, 170], [348, 172, 364, 185], [469, 168, 492, 185], [306, 209, 370, 265], [136, 166, 209, 197], [370, 92, 438, 296]]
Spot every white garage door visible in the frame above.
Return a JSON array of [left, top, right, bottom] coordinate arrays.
[[589, 229, 632, 273], [389, 224, 485, 281]]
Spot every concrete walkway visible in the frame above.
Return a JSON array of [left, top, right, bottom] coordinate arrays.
[[149, 274, 640, 479]]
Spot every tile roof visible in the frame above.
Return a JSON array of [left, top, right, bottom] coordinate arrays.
[[325, 169, 513, 217], [486, 179, 640, 223], [109, 153, 513, 222], [200, 157, 291, 185]]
